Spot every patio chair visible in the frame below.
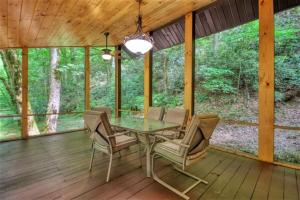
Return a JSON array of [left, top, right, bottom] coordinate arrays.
[[91, 106, 124, 140], [146, 106, 165, 121], [151, 114, 220, 200], [84, 111, 140, 182], [91, 106, 112, 130], [157, 108, 189, 139], [85, 107, 111, 148]]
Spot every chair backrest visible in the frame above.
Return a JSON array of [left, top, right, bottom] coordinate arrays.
[[163, 108, 188, 128], [96, 112, 116, 147], [146, 107, 164, 121], [84, 110, 102, 133], [180, 114, 219, 155], [84, 110, 116, 147], [92, 107, 112, 118]]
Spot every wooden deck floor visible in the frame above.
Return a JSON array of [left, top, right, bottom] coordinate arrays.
[[0, 131, 299, 200]]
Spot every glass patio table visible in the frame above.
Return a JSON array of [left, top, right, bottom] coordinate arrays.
[[110, 117, 180, 177]]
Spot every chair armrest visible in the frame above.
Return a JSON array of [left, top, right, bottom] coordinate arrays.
[[153, 135, 190, 148], [178, 128, 186, 133]]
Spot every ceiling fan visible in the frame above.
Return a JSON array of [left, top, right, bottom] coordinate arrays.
[[101, 32, 121, 60], [101, 32, 139, 60]]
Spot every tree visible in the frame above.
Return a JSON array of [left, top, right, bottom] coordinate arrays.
[[0, 49, 40, 135], [45, 48, 61, 133]]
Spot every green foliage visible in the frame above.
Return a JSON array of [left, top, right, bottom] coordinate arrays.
[[152, 43, 184, 108], [198, 67, 236, 94], [0, 7, 299, 164], [153, 93, 182, 107], [27, 48, 85, 114], [90, 47, 115, 111], [120, 51, 144, 110]]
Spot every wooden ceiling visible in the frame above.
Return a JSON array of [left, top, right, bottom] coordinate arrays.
[[152, 0, 300, 51], [0, 0, 215, 48]]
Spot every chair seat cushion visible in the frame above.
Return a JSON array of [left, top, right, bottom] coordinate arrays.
[[153, 139, 208, 166], [114, 134, 138, 151], [116, 135, 136, 145], [154, 139, 184, 164], [185, 150, 207, 166], [155, 130, 179, 139]]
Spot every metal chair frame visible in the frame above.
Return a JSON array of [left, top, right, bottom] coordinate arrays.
[[85, 111, 141, 182], [151, 114, 219, 200]]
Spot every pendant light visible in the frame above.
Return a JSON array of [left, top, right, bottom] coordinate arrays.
[[102, 32, 112, 60], [124, 0, 154, 55]]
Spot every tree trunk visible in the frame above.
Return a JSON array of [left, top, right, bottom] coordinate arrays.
[[45, 48, 61, 133], [0, 49, 40, 135], [107, 58, 114, 92], [107, 58, 113, 83], [213, 34, 219, 56], [244, 82, 250, 108], [236, 61, 242, 102], [162, 53, 168, 93]]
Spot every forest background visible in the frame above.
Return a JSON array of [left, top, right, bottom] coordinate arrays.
[[0, 7, 299, 163]]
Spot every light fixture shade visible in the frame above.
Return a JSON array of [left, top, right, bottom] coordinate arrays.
[[123, 0, 154, 55], [102, 49, 112, 60], [124, 33, 154, 55]]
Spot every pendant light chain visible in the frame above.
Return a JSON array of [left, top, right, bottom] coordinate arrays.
[[138, 0, 141, 16], [137, 0, 142, 33], [105, 33, 107, 49]]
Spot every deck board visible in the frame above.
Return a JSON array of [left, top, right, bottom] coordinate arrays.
[[234, 161, 263, 200], [251, 164, 274, 200], [217, 157, 255, 199], [268, 166, 285, 200], [200, 156, 242, 199], [0, 131, 299, 200], [284, 168, 299, 200]]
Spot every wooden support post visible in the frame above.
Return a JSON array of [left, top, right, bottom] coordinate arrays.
[[21, 47, 28, 139], [184, 12, 195, 119], [144, 50, 153, 117], [115, 45, 122, 118], [84, 47, 90, 111], [258, 0, 275, 162]]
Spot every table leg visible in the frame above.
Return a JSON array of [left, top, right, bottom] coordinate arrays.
[[139, 133, 152, 177], [145, 142, 151, 177]]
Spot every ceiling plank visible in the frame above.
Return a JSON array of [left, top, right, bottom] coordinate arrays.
[[0, 0, 8, 47], [7, 0, 22, 47], [204, 10, 216, 33], [19, 0, 38, 46], [26, 0, 51, 46], [35, 0, 64, 46]]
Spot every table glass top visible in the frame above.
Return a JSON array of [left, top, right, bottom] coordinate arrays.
[[110, 117, 179, 133]]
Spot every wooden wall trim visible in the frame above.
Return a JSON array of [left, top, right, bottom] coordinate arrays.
[[144, 50, 153, 117], [115, 45, 122, 118], [258, 0, 275, 162], [21, 47, 28, 139], [184, 12, 195, 119], [84, 47, 90, 111]]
